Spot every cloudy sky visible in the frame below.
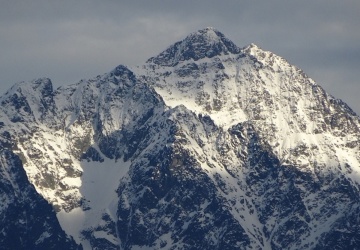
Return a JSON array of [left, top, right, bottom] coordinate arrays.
[[1, 0, 359, 114]]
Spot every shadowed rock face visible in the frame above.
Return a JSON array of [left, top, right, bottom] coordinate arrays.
[[1, 28, 360, 249], [0, 149, 80, 250]]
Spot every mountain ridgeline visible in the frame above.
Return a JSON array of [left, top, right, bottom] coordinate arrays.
[[0, 27, 360, 249]]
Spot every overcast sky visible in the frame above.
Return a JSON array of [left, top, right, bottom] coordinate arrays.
[[1, 0, 359, 114]]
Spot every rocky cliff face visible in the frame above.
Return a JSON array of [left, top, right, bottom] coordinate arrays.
[[1, 27, 360, 249], [0, 144, 79, 249]]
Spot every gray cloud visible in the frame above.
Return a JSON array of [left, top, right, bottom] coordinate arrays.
[[1, 0, 359, 114]]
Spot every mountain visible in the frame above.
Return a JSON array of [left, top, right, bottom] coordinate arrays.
[[1, 27, 360, 249]]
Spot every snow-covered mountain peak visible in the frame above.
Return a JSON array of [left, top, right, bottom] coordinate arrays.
[[137, 28, 360, 177], [0, 77, 56, 124], [2, 28, 360, 250], [1, 77, 53, 98], [138, 34, 301, 129], [192, 26, 225, 43], [108, 64, 136, 83], [146, 27, 241, 66], [241, 42, 289, 68], [243, 42, 262, 52]]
